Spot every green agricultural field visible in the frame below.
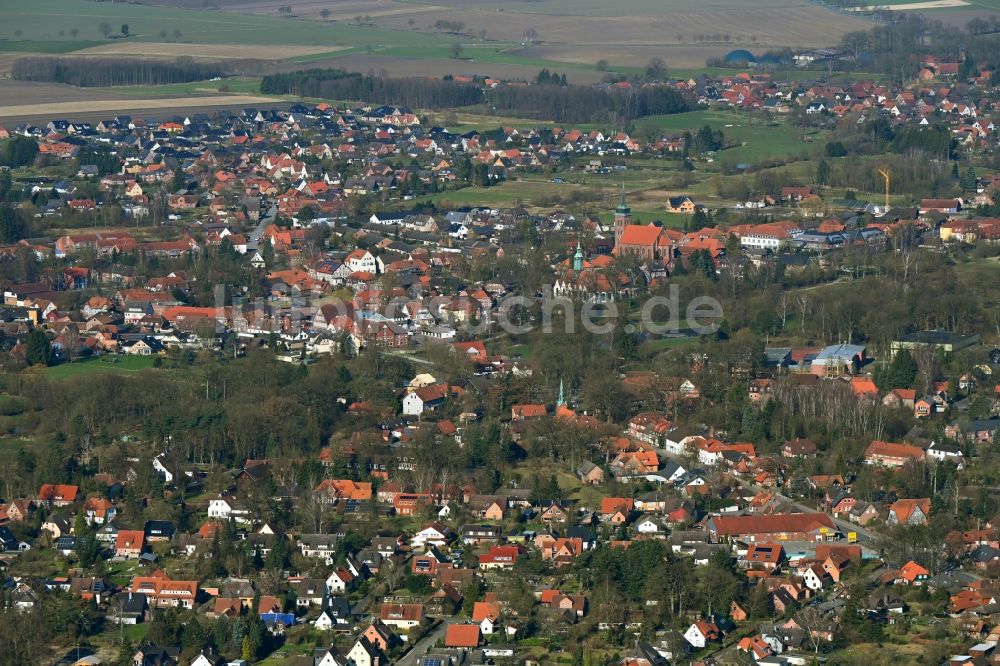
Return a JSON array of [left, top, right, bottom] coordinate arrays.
[[4, 0, 445, 48], [400, 0, 808, 17], [90, 78, 263, 98], [874, 0, 1000, 7], [0, 40, 101, 53], [43, 355, 158, 379], [377, 44, 599, 71]]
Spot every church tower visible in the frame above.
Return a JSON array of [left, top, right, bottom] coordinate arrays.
[[613, 185, 631, 247], [573, 241, 584, 272]]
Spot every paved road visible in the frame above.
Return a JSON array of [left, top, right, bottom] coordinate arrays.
[[652, 446, 882, 547], [396, 620, 446, 666], [767, 487, 881, 547]]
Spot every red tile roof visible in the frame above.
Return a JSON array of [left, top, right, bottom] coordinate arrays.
[[445, 623, 481, 648]]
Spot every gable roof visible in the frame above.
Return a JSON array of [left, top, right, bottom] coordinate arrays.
[[709, 513, 836, 537], [444, 623, 481, 648], [889, 498, 931, 523]]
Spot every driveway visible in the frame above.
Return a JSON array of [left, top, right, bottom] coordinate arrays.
[[396, 619, 445, 666]]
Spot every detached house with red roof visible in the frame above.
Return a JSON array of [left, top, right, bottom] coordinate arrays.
[[131, 571, 199, 609], [864, 440, 925, 468], [601, 497, 635, 525], [888, 498, 931, 526], [511, 404, 546, 420], [444, 623, 482, 649], [380, 603, 424, 630], [115, 530, 145, 559], [684, 619, 722, 648], [479, 544, 524, 570], [471, 601, 503, 635], [741, 543, 785, 572], [896, 560, 930, 586], [38, 484, 79, 507]]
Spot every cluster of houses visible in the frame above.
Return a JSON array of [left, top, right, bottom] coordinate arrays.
[[2, 333, 996, 665]]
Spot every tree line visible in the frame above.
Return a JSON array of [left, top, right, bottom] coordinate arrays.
[[260, 68, 690, 123], [260, 69, 483, 109], [487, 84, 690, 124], [12, 56, 238, 87]]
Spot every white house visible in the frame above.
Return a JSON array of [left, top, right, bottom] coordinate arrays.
[[480, 614, 500, 636], [346, 637, 381, 666], [345, 249, 377, 274], [635, 516, 667, 537], [411, 524, 451, 550], [313, 648, 346, 666], [663, 431, 704, 457], [189, 653, 228, 666], [325, 569, 354, 594], [401, 384, 448, 417], [683, 620, 720, 648], [152, 454, 174, 484], [926, 440, 965, 467], [313, 610, 345, 631], [802, 564, 827, 591], [298, 534, 340, 564], [207, 497, 251, 524]]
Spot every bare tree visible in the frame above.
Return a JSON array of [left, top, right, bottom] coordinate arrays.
[[795, 293, 811, 333], [320, 7, 331, 20], [911, 344, 941, 395], [522, 27, 538, 44], [794, 606, 835, 654], [299, 471, 330, 533]]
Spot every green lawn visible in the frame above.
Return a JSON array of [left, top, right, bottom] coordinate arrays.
[[123, 624, 149, 642], [634, 110, 825, 162], [44, 355, 157, 379], [411, 179, 586, 207]]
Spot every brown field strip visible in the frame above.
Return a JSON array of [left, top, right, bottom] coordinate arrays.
[[0, 94, 280, 119], [72, 42, 345, 60]]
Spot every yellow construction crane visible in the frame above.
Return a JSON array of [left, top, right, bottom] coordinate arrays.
[[877, 168, 890, 210]]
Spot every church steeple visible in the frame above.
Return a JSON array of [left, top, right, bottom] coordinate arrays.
[[557, 378, 565, 408], [614, 185, 631, 247], [573, 240, 584, 272], [616, 183, 630, 214]]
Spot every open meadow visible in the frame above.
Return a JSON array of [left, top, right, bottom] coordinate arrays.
[[72, 42, 348, 60], [1, 0, 875, 83]]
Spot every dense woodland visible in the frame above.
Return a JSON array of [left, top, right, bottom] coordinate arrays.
[[260, 69, 484, 109], [260, 68, 691, 123], [832, 12, 1000, 82], [487, 84, 690, 123], [11, 56, 247, 87]]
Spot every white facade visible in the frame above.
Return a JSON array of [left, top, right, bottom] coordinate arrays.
[[402, 392, 426, 416], [739, 233, 782, 251], [684, 624, 708, 648], [346, 250, 377, 274], [411, 527, 449, 549]]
